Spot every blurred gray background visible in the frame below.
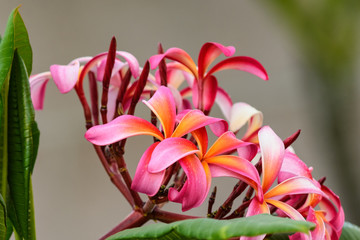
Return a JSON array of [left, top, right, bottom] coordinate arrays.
[[1, 1, 359, 239]]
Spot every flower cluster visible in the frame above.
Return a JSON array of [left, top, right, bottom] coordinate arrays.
[[31, 40, 344, 240]]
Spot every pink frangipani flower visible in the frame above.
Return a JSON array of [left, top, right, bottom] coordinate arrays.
[[241, 126, 323, 240], [85, 86, 228, 201], [147, 129, 261, 211], [149, 42, 268, 111]]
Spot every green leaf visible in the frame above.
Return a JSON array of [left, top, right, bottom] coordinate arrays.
[[7, 51, 37, 239], [106, 214, 315, 240], [0, 6, 32, 83], [0, 5, 32, 202], [340, 222, 360, 240], [0, 193, 7, 240]]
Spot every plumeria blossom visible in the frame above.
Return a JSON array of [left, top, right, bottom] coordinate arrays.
[[304, 185, 344, 240], [150, 42, 266, 144], [147, 129, 261, 211], [149, 42, 268, 112], [85, 86, 228, 206], [278, 151, 344, 240], [241, 126, 324, 240]]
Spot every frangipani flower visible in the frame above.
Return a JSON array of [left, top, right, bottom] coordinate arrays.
[[278, 152, 344, 240], [149, 42, 268, 112], [305, 185, 344, 240], [85, 86, 228, 202], [147, 129, 261, 211], [241, 126, 323, 240]]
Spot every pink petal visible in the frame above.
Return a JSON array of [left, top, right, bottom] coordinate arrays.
[[229, 102, 263, 135], [191, 127, 208, 158], [206, 56, 268, 81], [131, 142, 165, 196], [168, 155, 207, 211], [259, 126, 285, 193], [85, 115, 164, 145], [198, 42, 235, 79], [50, 60, 80, 93], [172, 110, 228, 138], [116, 51, 140, 79], [96, 58, 124, 83], [143, 86, 176, 138], [106, 86, 119, 121], [264, 176, 323, 199], [148, 138, 200, 173], [279, 151, 313, 183], [215, 87, 233, 121], [265, 199, 305, 221], [320, 186, 344, 236], [202, 75, 218, 111], [29, 72, 51, 110], [240, 198, 269, 240], [206, 155, 261, 199], [204, 131, 254, 159], [307, 209, 326, 240], [200, 161, 212, 205], [149, 48, 198, 78], [191, 81, 200, 109]]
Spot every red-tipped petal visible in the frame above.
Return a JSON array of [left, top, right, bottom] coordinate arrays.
[[148, 138, 200, 173], [259, 126, 285, 193], [29, 72, 51, 110], [198, 42, 235, 79], [202, 75, 218, 111], [149, 48, 198, 78], [206, 56, 268, 81], [172, 109, 228, 138], [143, 86, 176, 138], [168, 155, 207, 211], [85, 115, 164, 146], [265, 176, 323, 199], [50, 61, 80, 93], [132, 142, 165, 196]]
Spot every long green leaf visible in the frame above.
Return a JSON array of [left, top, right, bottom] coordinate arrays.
[[107, 214, 315, 240], [0, 4, 33, 203], [7, 51, 37, 239], [0, 193, 7, 239], [340, 222, 360, 240]]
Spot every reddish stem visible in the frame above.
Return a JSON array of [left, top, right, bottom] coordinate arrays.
[[152, 208, 200, 223], [99, 210, 149, 240], [113, 147, 144, 208], [92, 145, 134, 207]]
